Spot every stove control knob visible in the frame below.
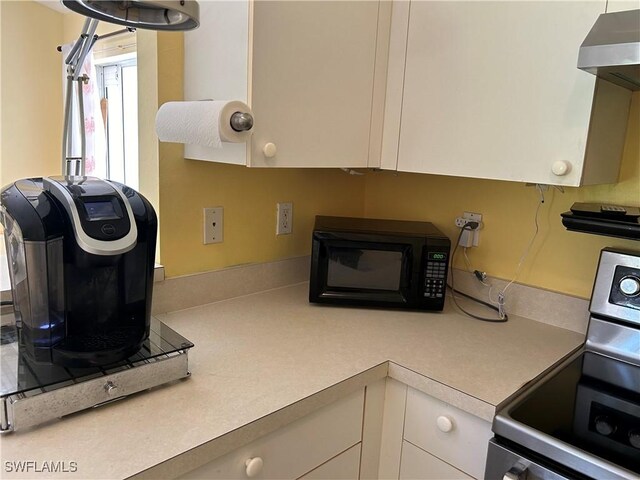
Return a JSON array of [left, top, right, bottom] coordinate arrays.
[[594, 415, 616, 436], [629, 430, 640, 449], [619, 276, 640, 297]]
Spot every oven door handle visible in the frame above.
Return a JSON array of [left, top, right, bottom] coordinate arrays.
[[503, 462, 529, 480]]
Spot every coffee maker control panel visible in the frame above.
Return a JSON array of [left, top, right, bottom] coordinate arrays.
[[44, 177, 138, 256]]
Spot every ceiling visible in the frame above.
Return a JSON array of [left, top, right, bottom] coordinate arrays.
[[34, 0, 69, 15]]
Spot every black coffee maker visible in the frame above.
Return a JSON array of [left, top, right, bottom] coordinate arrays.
[[0, 176, 157, 367]]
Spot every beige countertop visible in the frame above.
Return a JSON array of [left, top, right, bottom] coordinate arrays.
[[0, 282, 584, 479]]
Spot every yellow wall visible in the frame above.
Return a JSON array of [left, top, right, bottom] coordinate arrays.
[[155, 32, 638, 299], [0, 1, 63, 185], [155, 33, 366, 277], [0, 2, 125, 187], [8, 11, 632, 300], [160, 162, 366, 277], [364, 93, 640, 299]]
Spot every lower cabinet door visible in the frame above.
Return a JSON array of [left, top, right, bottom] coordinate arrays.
[[298, 443, 361, 480], [179, 389, 364, 479], [400, 441, 472, 480], [403, 387, 492, 478]]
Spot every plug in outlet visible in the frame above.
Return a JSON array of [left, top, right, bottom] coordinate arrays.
[[203, 207, 223, 244], [276, 202, 292, 235], [454, 211, 482, 247]]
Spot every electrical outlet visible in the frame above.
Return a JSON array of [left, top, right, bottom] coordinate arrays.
[[454, 211, 482, 247], [276, 202, 292, 235], [464, 211, 482, 247], [203, 207, 223, 244]]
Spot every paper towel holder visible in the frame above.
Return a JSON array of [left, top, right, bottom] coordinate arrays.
[[230, 112, 254, 132]]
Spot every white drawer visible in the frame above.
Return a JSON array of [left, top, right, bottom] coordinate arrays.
[[180, 389, 364, 479], [400, 440, 472, 480], [403, 388, 492, 479], [298, 443, 361, 480]]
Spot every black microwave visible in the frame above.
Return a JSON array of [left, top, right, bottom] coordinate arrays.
[[309, 216, 451, 311]]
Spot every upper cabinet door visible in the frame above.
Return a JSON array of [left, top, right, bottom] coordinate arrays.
[[249, 1, 387, 168], [184, 1, 390, 169], [382, 1, 632, 186]]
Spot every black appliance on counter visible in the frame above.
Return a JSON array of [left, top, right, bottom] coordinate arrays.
[[485, 248, 640, 480], [0, 176, 157, 367], [309, 216, 451, 311], [561, 202, 640, 240]]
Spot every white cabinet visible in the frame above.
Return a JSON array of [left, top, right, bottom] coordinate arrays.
[[403, 388, 493, 479], [298, 444, 361, 480], [399, 441, 471, 480], [184, 1, 250, 166], [179, 389, 364, 479], [381, 1, 633, 186], [376, 380, 492, 480], [184, 1, 390, 168]]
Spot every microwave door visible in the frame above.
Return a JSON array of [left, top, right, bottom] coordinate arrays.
[[327, 247, 405, 291], [312, 240, 413, 305]]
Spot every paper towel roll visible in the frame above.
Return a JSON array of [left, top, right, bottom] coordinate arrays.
[[155, 100, 253, 147]]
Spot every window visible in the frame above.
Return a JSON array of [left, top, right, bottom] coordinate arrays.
[[96, 54, 139, 190]]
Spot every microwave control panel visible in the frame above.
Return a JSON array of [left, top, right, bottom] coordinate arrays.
[[424, 251, 448, 300]]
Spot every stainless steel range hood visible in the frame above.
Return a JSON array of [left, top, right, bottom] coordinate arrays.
[[578, 9, 640, 90]]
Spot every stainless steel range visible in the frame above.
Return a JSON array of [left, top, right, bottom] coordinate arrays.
[[485, 248, 640, 480]]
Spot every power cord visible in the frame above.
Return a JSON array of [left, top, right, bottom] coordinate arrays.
[[500, 184, 544, 297], [449, 184, 550, 322], [448, 223, 508, 323]]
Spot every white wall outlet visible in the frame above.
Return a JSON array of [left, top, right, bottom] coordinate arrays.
[[454, 212, 483, 247], [203, 207, 223, 244], [276, 202, 293, 235], [463, 211, 482, 247]]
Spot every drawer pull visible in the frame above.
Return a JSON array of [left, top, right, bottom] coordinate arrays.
[[502, 462, 528, 480], [245, 457, 264, 478], [104, 381, 118, 396], [436, 415, 454, 433]]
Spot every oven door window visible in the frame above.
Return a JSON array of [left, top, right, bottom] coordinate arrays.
[[326, 247, 402, 290]]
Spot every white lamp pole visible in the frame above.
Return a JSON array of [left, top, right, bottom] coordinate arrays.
[[60, 1, 200, 178], [61, 17, 99, 177]]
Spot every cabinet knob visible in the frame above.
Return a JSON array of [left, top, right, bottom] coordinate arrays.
[[245, 457, 264, 478], [263, 143, 277, 158], [436, 415, 454, 433], [551, 160, 571, 176]]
